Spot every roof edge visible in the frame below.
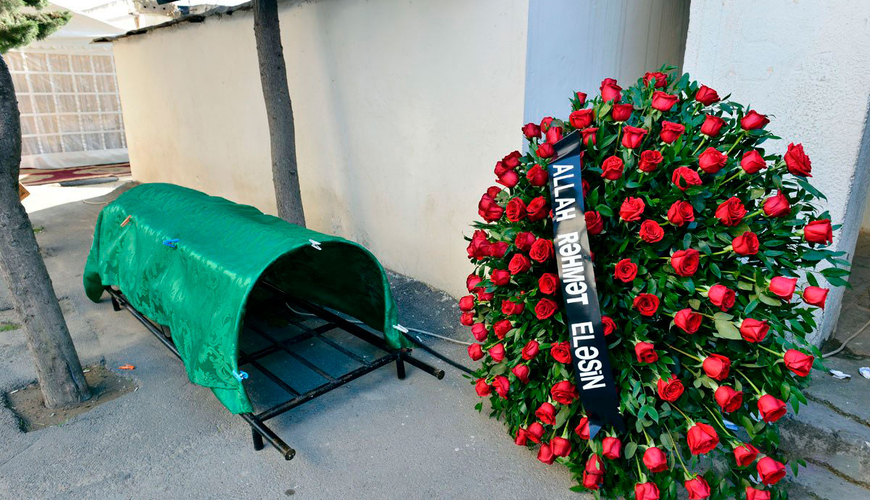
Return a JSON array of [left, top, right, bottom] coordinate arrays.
[[92, 2, 252, 43]]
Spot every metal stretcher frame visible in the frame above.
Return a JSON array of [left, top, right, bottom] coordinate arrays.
[[104, 282, 445, 461]]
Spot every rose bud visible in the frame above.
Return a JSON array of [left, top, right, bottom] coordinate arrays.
[[511, 364, 530, 384], [489, 343, 505, 362], [702, 353, 731, 381], [471, 322, 488, 342], [619, 196, 646, 221], [536, 142, 555, 159], [550, 436, 572, 457], [575, 417, 590, 439], [493, 319, 512, 339], [640, 220, 664, 243], [707, 284, 736, 311], [785, 142, 812, 177], [466, 272, 484, 291], [583, 454, 605, 489], [545, 126, 563, 145], [700, 115, 726, 137], [643, 447, 668, 472], [634, 341, 659, 363], [581, 127, 598, 145], [714, 385, 743, 412], [638, 150, 663, 172], [550, 380, 579, 405], [767, 276, 798, 301], [740, 318, 769, 343], [526, 164, 548, 186], [741, 149, 767, 174], [643, 71, 668, 88], [656, 374, 684, 402], [522, 340, 539, 360], [622, 126, 648, 149], [522, 122, 541, 139], [684, 476, 711, 500], [757, 456, 786, 485], [687, 422, 719, 455], [514, 427, 529, 446], [585, 211, 604, 235], [492, 375, 510, 399], [538, 273, 559, 294], [569, 108, 595, 129], [670, 249, 700, 277], [675, 308, 702, 334], [530, 239, 554, 263], [698, 147, 728, 174], [508, 253, 531, 275], [600, 77, 622, 102], [746, 487, 772, 500], [612, 103, 633, 122], [526, 196, 548, 221], [783, 349, 814, 377], [758, 394, 787, 422], [651, 90, 678, 111], [733, 443, 759, 467], [467, 343, 484, 361], [667, 200, 695, 226], [660, 121, 685, 143], [633, 294, 660, 317], [535, 298, 558, 320], [490, 269, 511, 286], [477, 192, 503, 222], [575, 91, 587, 105], [550, 341, 571, 364], [672, 166, 702, 190], [740, 110, 769, 130], [474, 378, 490, 397], [695, 85, 720, 105], [527, 422, 545, 443], [601, 155, 625, 180], [602, 316, 616, 336], [460, 312, 474, 326], [535, 402, 557, 425], [804, 219, 832, 244], [715, 197, 747, 226], [614, 258, 638, 282], [763, 190, 791, 217], [458, 295, 475, 312], [503, 151, 521, 168], [540, 116, 554, 132], [496, 169, 519, 188], [602, 436, 622, 459], [635, 482, 660, 500], [732, 231, 759, 255]]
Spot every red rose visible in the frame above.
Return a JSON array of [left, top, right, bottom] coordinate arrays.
[[501, 298, 524, 316], [643, 71, 668, 88], [489, 343, 505, 362], [758, 394, 787, 422], [698, 147, 728, 173], [768, 276, 797, 300], [785, 142, 812, 177], [702, 354, 731, 381], [659, 121, 685, 144], [687, 422, 719, 455], [714, 385, 743, 412], [471, 322, 488, 342], [651, 90, 678, 111], [575, 92, 587, 106], [466, 273, 483, 292], [475, 289, 493, 302], [639, 220, 664, 243], [707, 284, 735, 311], [746, 487, 771, 500], [585, 211, 604, 235], [508, 253, 531, 275], [487, 241, 507, 258], [489, 269, 511, 288], [784, 349, 814, 376], [622, 126, 648, 149], [674, 308, 702, 334], [521, 340, 539, 360], [667, 200, 695, 226], [695, 85, 720, 105], [575, 417, 590, 439], [497, 170, 519, 188], [656, 374, 684, 402], [569, 108, 595, 129], [601, 155, 625, 180], [511, 364, 530, 384], [634, 341, 658, 363], [741, 110, 769, 130], [550, 436, 571, 457], [522, 122, 541, 139], [478, 192, 504, 221], [600, 78, 622, 102], [638, 150, 663, 172], [670, 249, 700, 277], [635, 482, 659, 500], [527, 421, 544, 443], [493, 319, 512, 338], [545, 126, 563, 145], [741, 150, 766, 174], [734, 443, 759, 467], [602, 316, 616, 336], [763, 191, 790, 217], [550, 380, 578, 405], [700, 115, 726, 136], [538, 273, 558, 294], [740, 318, 769, 343], [715, 197, 747, 226], [611, 103, 633, 122], [536, 142, 555, 159], [526, 164, 548, 186], [732, 231, 759, 255], [583, 454, 605, 490], [633, 294, 660, 316], [805, 286, 831, 309], [474, 378, 490, 396], [503, 151, 521, 168], [529, 238, 554, 263], [643, 447, 668, 472], [540, 117, 554, 133], [460, 312, 473, 326], [757, 456, 786, 485], [535, 298, 558, 320], [684, 476, 710, 500], [619, 196, 645, 221], [804, 219, 832, 244], [602, 436, 622, 459], [467, 343, 484, 361], [526, 196, 547, 221], [492, 375, 509, 399], [581, 127, 598, 145], [458, 295, 475, 311], [514, 427, 528, 446], [535, 401, 556, 425], [614, 258, 638, 282], [672, 166, 702, 190], [549, 341, 571, 364], [515, 231, 536, 251]]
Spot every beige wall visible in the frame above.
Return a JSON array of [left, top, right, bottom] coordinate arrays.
[[112, 0, 529, 297]]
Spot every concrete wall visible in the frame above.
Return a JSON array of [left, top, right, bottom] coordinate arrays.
[[111, 0, 529, 297], [683, 0, 870, 344]]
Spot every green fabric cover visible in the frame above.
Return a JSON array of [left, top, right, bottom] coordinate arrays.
[[84, 183, 406, 414]]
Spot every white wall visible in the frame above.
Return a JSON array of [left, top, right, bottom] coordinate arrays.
[[111, 0, 529, 297], [683, 0, 870, 343]]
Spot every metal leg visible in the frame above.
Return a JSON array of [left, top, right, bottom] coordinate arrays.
[[252, 427, 265, 451], [111, 296, 121, 311], [396, 349, 406, 380]]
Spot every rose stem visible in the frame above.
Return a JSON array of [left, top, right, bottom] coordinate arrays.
[[725, 130, 748, 155], [734, 368, 762, 393], [664, 427, 691, 478], [757, 344, 783, 356], [702, 404, 736, 438], [664, 342, 702, 362]]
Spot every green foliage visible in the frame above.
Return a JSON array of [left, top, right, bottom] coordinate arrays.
[[0, 0, 70, 53]]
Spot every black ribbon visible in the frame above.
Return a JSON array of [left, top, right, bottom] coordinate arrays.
[[547, 131, 624, 437]]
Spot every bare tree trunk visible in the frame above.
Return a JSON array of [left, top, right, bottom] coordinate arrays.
[[0, 55, 90, 408], [253, 0, 306, 226]]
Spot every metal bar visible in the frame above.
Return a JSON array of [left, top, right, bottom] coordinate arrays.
[[238, 323, 336, 364], [247, 324, 337, 382], [400, 332, 474, 376], [281, 314, 374, 366], [241, 354, 301, 397], [240, 413, 295, 460], [106, 287, 181, 360]]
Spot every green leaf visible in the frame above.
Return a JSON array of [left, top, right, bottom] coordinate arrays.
[[555, 404, 572, 428], [625, 441, 638, 459], [714, 320, 742, 340]]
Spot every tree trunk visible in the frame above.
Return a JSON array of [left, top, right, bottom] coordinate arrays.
[[253, 0, 306, 226], [0, 55, 90, 408]]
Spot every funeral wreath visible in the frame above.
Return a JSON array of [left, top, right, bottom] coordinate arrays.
[[461, 66, 850, 500]]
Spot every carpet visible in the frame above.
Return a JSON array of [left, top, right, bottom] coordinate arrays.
[[19, 163, 131, 186]]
